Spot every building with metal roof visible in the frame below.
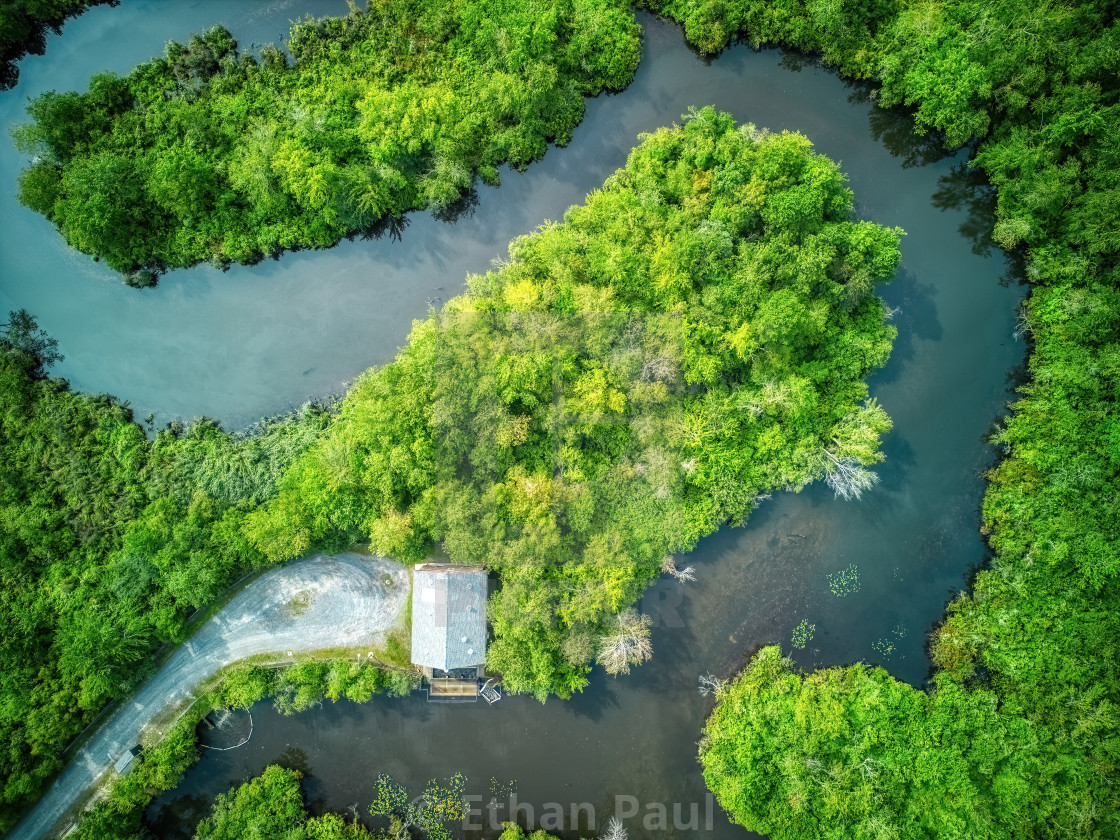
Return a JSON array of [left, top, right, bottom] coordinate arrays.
[[113, 746, 140, 777], [410, 564, 487, 678]]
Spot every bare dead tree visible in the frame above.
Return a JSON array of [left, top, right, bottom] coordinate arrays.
[[597, 610, 654, 676], [601, 816, 628, 840], [698, 673, 725, 697], [741, 396, 765, 418], [856, 756, 883, 779], [661, 556, 696, 583], [640, 354, 675, 383], [388, 812, 418, 840], [822, 450, 878, 501]]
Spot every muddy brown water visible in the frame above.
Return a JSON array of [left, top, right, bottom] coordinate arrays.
[[0, 3, 1023, 838]]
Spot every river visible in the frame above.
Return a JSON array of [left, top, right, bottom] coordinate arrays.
[[0, 3, 1022, 839]]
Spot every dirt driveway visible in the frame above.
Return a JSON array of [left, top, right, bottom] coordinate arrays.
[[8, 552, 411, 840]]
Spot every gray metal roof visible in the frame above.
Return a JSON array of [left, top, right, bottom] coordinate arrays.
[[410, 565, 487, 670], [113, 747, 139, 776]]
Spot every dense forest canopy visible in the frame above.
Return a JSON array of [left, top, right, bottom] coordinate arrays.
[[244, 109, 901, 700], [11, 0, 641, 280], [673, 0, 1120, 836]]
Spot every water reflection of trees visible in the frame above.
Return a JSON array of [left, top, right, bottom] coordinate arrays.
[[932, 162, 999, 257], [844, 80, 1018, 272], [842, 78, 948, 168], [431, 187, 481, 225], [351, 213, 411, 243]]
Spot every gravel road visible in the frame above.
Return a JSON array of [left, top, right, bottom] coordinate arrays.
[[8, 552, 410, 840]]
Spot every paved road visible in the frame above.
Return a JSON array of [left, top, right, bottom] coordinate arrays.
[[8, 553, 410, 840]]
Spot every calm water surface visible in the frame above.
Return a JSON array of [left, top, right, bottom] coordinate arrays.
[[2, 4, 1022, 839]]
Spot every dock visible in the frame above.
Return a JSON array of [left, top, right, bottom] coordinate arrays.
[[426, 677, 479, 702]]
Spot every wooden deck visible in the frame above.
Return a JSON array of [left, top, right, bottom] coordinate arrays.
[[427, 678, 478, 700]]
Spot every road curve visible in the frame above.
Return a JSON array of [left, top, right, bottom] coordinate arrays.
[[8, 552, 410, 840]]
